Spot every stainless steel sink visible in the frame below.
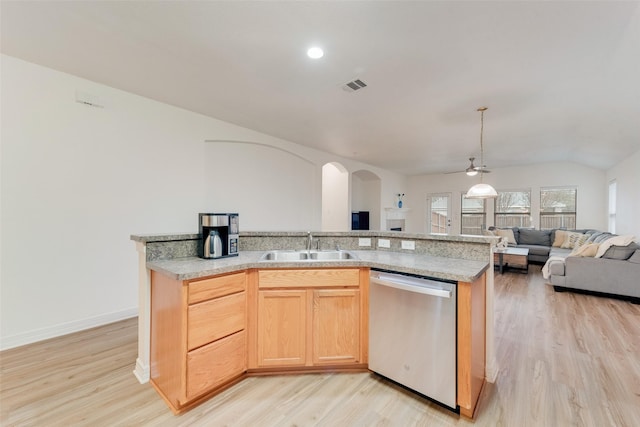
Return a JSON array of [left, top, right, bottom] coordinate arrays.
[[260, 251, 309, 261], [260, 250, 357, 262], [308, 250, 356, 260]]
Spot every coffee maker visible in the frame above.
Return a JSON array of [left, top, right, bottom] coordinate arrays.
[[198, 213, 239, 259]]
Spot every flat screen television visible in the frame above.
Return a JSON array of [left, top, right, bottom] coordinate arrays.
[[351, 211, 370, 230]]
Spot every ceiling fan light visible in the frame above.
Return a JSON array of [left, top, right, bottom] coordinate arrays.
[[465, 183, 498, 199], [307, 47, 324, 59], [466, 169, 479, 177]]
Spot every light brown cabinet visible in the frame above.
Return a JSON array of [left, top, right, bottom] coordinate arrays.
[[150, 271, 247, 413], [312, 289, 360, 365], [257, 289, 307, 366], [149, 265, 486, 418], [250, 268, 368, 370]]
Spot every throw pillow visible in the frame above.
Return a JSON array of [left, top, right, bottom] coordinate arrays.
[[553, 230, 567, 247], [601, 242, 640, 260], [573, 233, 589, 248], [628, 250, 640, 264], [586, 231, 604, 243], [570, 243, 599, 257], [495, 228, 517, 245], [593, 233, 614, 243], [561, 231, 587, 249], [518, 229, 551, 246], [595, 235, 636, 258]]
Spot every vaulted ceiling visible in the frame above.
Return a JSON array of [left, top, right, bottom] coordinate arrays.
[[2, 1, 639, 175]]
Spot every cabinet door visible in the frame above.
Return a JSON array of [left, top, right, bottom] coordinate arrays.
[[312, 289, 360, 365], [257, 290, 307, 367]]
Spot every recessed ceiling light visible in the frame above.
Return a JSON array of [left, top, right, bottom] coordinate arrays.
[[307, 47, 324, 59]]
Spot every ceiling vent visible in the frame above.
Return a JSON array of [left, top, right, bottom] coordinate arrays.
[[342, 79, 367, 92]]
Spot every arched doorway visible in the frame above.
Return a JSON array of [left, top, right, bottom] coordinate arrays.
[[351, 169, 381, 230]]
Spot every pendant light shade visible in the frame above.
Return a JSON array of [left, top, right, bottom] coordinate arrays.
[[465, 182, 498, 198], [466, 107, 497, 199]]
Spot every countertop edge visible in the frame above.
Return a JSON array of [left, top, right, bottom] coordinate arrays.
[[132, 231, 498, 244], [147, 252, 489, 284], [131, 233, 199, 243]]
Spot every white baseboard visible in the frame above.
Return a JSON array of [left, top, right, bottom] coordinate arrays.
[[0, 307, 138, 351], [486, 357, 499, 383], [133, 357, 150, 384]]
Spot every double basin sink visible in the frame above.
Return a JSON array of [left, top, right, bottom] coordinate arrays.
[[260, 250, 357, 262]]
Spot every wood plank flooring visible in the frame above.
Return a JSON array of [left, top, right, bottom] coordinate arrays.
[[2, 265, 639, 426]]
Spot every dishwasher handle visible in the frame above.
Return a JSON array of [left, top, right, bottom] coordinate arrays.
[[370, 275, 452, 298]]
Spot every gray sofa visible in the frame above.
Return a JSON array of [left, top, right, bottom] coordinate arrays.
[[489, 227, 640, 301], [548, 253, 640, 300], [488, 227, 568, 263]]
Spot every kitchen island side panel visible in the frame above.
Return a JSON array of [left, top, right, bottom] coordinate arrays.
[[457, 273, 486, 418], [150, 271, 187, 409]]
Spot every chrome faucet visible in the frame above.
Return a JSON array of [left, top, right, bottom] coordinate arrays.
[[306, 231, 313, 253]]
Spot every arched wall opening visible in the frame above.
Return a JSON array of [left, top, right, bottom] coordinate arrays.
[[351, 169, 381, 230]]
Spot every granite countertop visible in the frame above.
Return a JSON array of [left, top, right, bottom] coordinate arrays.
[[147, 250, 489, 283], [131, 231, 495, 244]]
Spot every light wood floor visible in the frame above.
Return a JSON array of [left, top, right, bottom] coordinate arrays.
[[2, 265, 639, 426]]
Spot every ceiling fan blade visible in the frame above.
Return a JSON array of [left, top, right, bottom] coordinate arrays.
[[443, 157, 491, 174]]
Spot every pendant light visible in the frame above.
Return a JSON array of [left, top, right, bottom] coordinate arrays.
[[465, 107, 497, 199]]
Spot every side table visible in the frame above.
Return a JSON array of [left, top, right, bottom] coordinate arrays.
[[493, 247, 529, 274]]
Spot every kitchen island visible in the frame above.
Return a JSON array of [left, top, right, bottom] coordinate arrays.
[[132, 231, 497, 418]]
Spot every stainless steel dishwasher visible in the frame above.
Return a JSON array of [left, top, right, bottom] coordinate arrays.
[[369, 270, 457, 411]]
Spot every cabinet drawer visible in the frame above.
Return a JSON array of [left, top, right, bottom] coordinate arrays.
[[258, 269, 360, 289], [188, 272, 247, 304], [188, 291, 246, 351], [186, 330, 246, 400]]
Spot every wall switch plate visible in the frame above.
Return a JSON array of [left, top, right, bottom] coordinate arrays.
[[378, 239, 391, 248], [359, 238, 372, 247], [401, 240, 416, 250]]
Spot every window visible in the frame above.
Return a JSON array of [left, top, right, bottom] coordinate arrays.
[[461, 196, 486, 235], [540, 187, 577, 230], [494, 190, 532, 228], [608, 180, 616, 233], [427, 194, 450, 234]]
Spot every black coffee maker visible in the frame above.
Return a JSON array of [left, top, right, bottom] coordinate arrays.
[[198, 213, 239, 259]]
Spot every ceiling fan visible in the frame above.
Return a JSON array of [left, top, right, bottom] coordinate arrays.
[[445, 157, 492, 175]]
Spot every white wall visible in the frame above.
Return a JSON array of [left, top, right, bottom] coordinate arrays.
[[1, 55, 204, 349], [405, 162, 608, 234], [321, 162, 350, 231], [0, 55, 404, 349], [203, 141, 319, 231], [607, 149, 640, 238]]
